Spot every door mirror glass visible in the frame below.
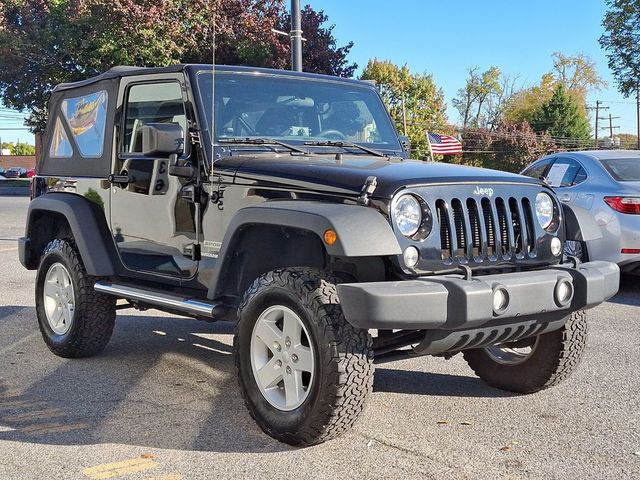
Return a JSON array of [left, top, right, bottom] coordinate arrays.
[[141, 123, 184, 157]]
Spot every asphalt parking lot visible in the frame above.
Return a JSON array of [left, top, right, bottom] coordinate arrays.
[[0, 195, 639, 479]]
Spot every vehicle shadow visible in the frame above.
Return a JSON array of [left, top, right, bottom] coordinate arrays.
[[0, 306, 513, 453], [605, 274, 640, 307], [0, 308, 289, 453], [374, 368, 515, 398]]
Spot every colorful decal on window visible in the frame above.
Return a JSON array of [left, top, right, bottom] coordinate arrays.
[[49, 116, 73, 158], [61, 90, 108, 158]]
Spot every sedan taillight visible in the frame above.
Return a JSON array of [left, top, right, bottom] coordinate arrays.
[[604, 196, 640, 214]]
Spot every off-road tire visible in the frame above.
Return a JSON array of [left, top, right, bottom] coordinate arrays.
[[463, 310, 588, 393], [235, 268, 374, 446], [35, 239, 116, 358]]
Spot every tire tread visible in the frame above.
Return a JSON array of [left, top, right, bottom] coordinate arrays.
[[234, 267, 374, 446]]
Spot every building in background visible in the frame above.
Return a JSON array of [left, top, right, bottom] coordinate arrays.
[[0, 154, 36, 170]]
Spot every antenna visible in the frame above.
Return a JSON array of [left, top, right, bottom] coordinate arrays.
[[211, 5, 216, 148]]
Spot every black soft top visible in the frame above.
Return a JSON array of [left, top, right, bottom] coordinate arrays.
[[53, 64, 371, 92]]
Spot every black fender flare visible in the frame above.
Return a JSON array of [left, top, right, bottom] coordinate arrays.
[[207, 200, 402, 300], [24, 192, 117, 276], [562, 203, 602, 242]]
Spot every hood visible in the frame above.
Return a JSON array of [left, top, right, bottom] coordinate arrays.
[[222, 153, 544, 198]]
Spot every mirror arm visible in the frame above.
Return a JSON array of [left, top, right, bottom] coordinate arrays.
[[168, 153, 196, 178]]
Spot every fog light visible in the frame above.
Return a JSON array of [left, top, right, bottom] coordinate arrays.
[[555, 279, 574, 307], [403, 246, 420, 268], [492, 287, 509, 314], [551, 237, 562, 256]]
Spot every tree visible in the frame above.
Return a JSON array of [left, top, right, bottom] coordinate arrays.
[[461, 122, 554, 173], [452, 66, 503, 130], [504, 53, 604, 126], [600, 0, 640, 98], [360, 59, 448, 159], [0, 0, 357, 131], [275, 5, 357, 77], [0, 142, 35, 155], [552, 52, 606, 101], [530, 84, 591, 142], [618, 132, 638, 148], [504, 73, 556, 125]]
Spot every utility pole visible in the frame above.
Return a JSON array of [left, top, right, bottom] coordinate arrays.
[[592, 100, 609, 149], [608, 114, 621, 139], [290, 0, 303, 72]]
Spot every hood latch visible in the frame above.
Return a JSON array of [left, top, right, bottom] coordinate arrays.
[[357, 176, 378, 206]]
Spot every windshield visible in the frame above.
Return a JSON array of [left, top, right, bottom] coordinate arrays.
[[600, 158, 640, 182], [196, 71, 401, 151]]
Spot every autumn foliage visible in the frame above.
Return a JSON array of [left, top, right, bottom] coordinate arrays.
[[0, 0, 356, 131]]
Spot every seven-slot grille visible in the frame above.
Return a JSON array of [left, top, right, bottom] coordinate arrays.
[[435, 195, 536, 262]]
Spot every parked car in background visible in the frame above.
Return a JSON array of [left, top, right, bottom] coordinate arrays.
[[3, 167, 22, 178], [0, 167, 5, 176], [26, 168, 36, 178], [522, 150, 640, 274]]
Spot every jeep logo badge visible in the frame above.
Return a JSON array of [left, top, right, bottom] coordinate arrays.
[[473, 186, 494, 196]]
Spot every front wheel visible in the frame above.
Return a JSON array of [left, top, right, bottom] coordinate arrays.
[[234, 268, 374, 446], [463, 311, 588, 393]]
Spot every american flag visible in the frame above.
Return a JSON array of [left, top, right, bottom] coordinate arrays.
[[427, 132, 462, 155]]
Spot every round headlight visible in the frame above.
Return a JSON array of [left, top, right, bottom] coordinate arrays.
[[393, 194, 422, 237], [535, 192, 555, 230]]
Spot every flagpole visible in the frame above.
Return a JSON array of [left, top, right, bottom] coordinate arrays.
[[426, 131, 434, 162]]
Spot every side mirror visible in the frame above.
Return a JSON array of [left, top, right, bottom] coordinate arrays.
[[398, 135, 411, 154], [141, 123, 184, 157]]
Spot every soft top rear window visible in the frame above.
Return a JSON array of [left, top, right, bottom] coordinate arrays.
[[600, 158, 640, 182]]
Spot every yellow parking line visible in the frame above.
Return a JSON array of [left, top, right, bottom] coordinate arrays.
[[0, 400, 44, 411], [83, 457, 159, 479], [4, 408, 65, 422], [20, 422, 89, 435]]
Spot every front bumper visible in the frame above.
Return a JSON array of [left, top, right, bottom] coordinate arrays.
[[337, 261, 620, 331]]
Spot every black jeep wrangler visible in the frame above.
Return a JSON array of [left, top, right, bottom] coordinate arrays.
[[20, 65, 619, 446]]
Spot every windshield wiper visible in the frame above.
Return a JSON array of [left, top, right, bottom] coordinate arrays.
[[218, 137, 310, 155], [303, 140, 387, 158]]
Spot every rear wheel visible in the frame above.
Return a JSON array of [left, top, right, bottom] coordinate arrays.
[[235, 268, 374, 446], [463, 311, 588, 393], [35, 239, 116, 358]]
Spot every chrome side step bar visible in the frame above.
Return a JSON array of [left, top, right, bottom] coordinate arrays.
[[94, 281, 219, 318]]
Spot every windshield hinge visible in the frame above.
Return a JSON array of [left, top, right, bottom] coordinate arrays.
[[357, 176, 378, 206], [189, 129, 201, 147]]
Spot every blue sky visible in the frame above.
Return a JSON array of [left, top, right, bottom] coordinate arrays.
[[313, 0, 637, 134], [1, 1, 635, 145]]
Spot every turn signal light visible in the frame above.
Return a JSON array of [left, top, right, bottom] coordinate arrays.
[[604, 196, 640, 214], [323, 229, 337, 246]]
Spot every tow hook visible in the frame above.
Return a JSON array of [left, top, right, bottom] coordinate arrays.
[[357, 176, 378, 206]]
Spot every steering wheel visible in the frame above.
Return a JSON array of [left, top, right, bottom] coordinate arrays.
[[317, 129, 347, 140]]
